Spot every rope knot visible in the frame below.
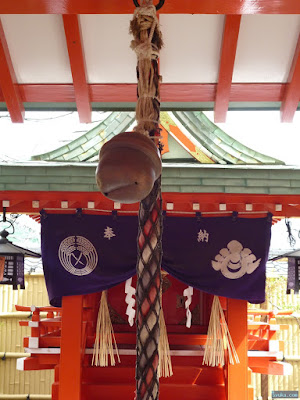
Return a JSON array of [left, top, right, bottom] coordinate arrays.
[[131, 40, 153, 60], [134, 4, 157, 19], [131, 40, 159, 60], [130, 0, 162, 138]]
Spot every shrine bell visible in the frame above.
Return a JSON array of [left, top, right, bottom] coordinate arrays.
[[96, 132, 162, 204]]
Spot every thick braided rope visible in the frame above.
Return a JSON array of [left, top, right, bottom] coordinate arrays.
[[130, 2, 163, 399], [136, 179, 162, 400]]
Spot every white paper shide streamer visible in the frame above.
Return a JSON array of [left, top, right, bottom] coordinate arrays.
[[183, 286, 193, 328], [125, 278, 136, 326]]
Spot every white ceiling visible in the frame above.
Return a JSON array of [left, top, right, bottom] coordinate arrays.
[[1, 14, 73, 83], [159, 15, 224, 83], [80, 14, 137, 83], [0, 13, 299, 84], [232, 15, 300, 83]]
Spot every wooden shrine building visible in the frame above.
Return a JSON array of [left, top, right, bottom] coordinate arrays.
[[0, 2, 300, 400], [0, 110, 299, 400]]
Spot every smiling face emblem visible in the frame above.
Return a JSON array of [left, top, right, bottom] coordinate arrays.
[[211, 240, 261, 279]]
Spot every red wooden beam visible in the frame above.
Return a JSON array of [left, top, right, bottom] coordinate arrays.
[[59, 295, 83, 400], [1, 190, 300, 217], [166, 124, 214, 163], [226, 299, 248, 400], [62, 15, 91, 123], [17, 356, 55, 371], [0, 19, 24, 122], [0, 83, 287, 104], [0, 0, 300, 14], [280, 34, 300, 122], [249, 359, 292, 375], [214, 15, 241, 123]]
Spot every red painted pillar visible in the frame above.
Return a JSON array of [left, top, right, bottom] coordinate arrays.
[[226, 298, 248, 400], [59, 295, 83, 400]]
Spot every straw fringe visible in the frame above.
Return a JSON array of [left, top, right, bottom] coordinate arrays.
[[158, 306, 173, 378], [158, 283, 173, 378], [92, 291, 120, 367], [203, 295, 239, 367]]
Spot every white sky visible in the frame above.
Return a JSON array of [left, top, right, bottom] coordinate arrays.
[[0, 111, 109, 161], [0, 110, 300, 165]]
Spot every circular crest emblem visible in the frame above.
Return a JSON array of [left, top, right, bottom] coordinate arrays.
[[58, 236, 98, 276]]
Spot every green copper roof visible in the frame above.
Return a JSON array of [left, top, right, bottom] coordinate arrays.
[[170, 111, 284, 165], [31, 112, 135, 162], [0, 162, 299, 194], [31, 111, 284, 166]]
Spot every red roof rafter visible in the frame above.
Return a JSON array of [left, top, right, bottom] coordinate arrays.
[[0, 0, 300, 14], [165, 123, 214, 163], [214, 15, 241, 123], [62, 15, 91, 123], [0, 83, 287, 104], [280, 34, 300, 122], [0, 19, 24, 123]]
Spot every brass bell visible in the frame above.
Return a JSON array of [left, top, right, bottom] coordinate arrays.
[[96, 132, 162, 204]]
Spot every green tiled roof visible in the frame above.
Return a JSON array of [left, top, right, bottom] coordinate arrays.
[[1, 162, 299, 195], [170, 111, 284, 165], [31, 111, 284, 166], [31, 112, 136, 162]]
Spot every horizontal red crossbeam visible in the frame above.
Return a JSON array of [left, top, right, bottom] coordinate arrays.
[[0, 0, 300, 14], [1, 191, 300, 217], [0, 83, 288, 104]]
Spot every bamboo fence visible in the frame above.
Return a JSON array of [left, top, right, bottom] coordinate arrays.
[[250, 276, 300, 399], [0, 274, 53, 397], [1, 274, 300, 399]]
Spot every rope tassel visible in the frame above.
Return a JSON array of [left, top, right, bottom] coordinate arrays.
[[203, 296, 239, 367], [92, 291, 120, 367], [158, 300, 173, 378]]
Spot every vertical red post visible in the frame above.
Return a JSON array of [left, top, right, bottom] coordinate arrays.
[[226, 298, 248, 400], [59, 295, 83, 400]]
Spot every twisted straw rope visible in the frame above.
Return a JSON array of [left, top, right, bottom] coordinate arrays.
[[130, 3, 162, 139]]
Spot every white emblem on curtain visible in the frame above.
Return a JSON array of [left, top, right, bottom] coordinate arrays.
[[104, 226, 116, 240], [58, 236, 98, 276], [197, 229, 209, 243], [211, 240, 261, 279]]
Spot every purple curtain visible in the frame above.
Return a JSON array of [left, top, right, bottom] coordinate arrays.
[[41, 213, 271, 306]]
